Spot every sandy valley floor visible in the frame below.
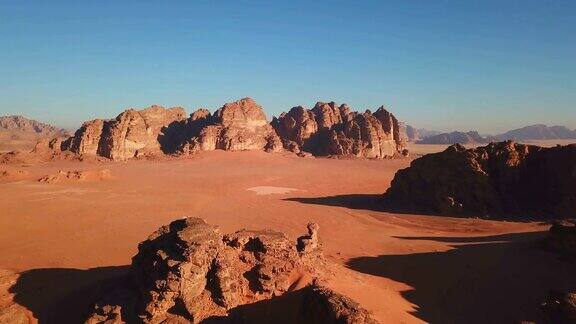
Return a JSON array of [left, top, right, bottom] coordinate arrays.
[[1, 150, 574, 323]]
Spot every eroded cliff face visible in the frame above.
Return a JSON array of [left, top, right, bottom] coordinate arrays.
[[177, 98, 282, 154], [383, 141, 576, 219], [61, 98, 407, 161], [64, 105, 186, 161], [271, 102, 407, 158]]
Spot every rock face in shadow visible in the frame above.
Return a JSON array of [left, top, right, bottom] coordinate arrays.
[[383, 141, 576, 219], [271, 102, 407, 158], [177, 98, 282, 154], [544, 221, 576, 257], [541, 222, 576, 323], [84, 217, 375, 323], [64, 105, 187, 161]]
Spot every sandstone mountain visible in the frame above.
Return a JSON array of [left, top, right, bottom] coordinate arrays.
[[63, 105, 187, 161], [383, 141, 576, 219], [271, 102, 407, 158], [85, 217, 377, 323], [417, 131, 490, 145], [176, 97, 282, 154], [57, 98, 407, 161], [0, 115, 68, 152]]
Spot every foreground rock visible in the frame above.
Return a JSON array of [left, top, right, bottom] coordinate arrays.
[[544, 221, 576, 257], [383, 141, 576, 219], [271, 102, 407, 158], [85, 217, 376, 323]]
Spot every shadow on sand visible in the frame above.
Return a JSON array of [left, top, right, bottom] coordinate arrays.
[[9, 266, 129, 324], [284, 194, 389, 212], [347, 231, 576, 324]]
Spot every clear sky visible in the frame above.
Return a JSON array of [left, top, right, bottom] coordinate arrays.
[[1, 0, 574, 134]]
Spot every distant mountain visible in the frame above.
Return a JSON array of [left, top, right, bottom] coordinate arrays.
[[496, 124, 576, 140], [417, 131, 489, 145], [404, 125, 442, 142], [0, 115, 68, 152], [0, 115, 67, 135]]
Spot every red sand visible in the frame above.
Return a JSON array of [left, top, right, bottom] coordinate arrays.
[[0, 151, 570, 323]]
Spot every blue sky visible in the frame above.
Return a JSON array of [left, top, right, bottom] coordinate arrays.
[[1, 0, 574, 133]]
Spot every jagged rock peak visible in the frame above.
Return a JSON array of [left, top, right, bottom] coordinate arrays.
[[271, 101, 407, 158]]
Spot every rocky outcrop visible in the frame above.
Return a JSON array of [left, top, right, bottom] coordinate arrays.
[[64, 106, 186, 161], [63, 99, 282, 161], [383, 141, 576, 219], [84, 217, 376, 323], [301, 285, 378, 324], [271, 102, 407, 158], [178, 98, 282, 154], [58, 98, 407, 161]]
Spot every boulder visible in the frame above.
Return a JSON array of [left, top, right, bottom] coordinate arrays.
[[383, 141, 576, 219]]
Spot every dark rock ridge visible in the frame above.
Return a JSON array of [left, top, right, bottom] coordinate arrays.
[[58, 98, 407, 161], [543, 221, 576, 257], [84, 217, 377, 324], [383, 141, 576, 219], [542, 221, 576, 322], [417, 131, 490, 145], [271, 102, 407, 158]]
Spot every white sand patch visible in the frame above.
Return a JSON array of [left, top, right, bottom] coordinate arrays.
[[247, 186, 298, 195]]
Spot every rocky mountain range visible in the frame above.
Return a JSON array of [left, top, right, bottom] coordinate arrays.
[[0, 115, 69, 152], [45, 98, 407, 161], [413, 125, 576, 145], [497, 124, 576, 141]]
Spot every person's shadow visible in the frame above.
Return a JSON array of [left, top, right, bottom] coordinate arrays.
[[347, 231, 576, 324]]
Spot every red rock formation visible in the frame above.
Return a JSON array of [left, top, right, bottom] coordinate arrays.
[[383, 141, 576, 219], [271, 102, 407, 158], [59, 98, 407, 161], [83, 217, 376, 323], [178, 98, 282, 154], [64, 106, 186, 161]]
